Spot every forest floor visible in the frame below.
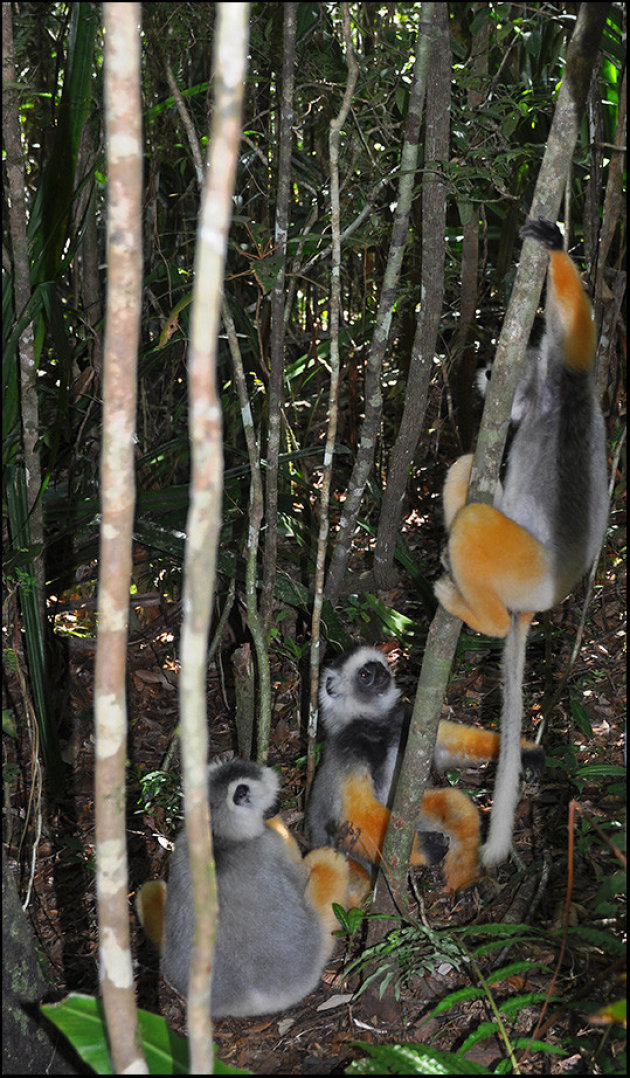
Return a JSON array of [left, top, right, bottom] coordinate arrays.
[[4, 455, 626, 1075]]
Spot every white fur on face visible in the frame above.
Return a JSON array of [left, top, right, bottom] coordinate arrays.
[[319, 646, 401, 732]]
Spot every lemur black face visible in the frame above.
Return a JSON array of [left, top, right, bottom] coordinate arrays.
[[233, 782, 251, 806], [356, 660, 391, 698]]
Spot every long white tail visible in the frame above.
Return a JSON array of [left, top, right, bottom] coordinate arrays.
[[481, 614, 531, 866]]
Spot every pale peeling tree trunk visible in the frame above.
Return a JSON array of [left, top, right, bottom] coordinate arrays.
[[95, 4, 145, 1072], [178, 5, 250, 1072]]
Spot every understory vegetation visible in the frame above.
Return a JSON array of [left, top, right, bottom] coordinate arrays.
[[3, 2, 626, 1074]]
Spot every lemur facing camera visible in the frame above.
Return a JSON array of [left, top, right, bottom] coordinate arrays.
[[435, 217, 608, 869], [136, 758, 352, 1018], [307, 645, 545, 893]]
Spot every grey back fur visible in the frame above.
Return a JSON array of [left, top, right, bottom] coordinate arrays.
[[161, 759, 325, 1018], [497, 293, 608, 603]]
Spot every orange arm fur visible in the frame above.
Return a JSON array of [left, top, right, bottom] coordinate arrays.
[[339, 772, 481, 892]]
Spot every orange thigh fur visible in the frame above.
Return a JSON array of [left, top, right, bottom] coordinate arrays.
[[443, 503, 549, 635], [340, 773, 393, 862], [341, 774, 481, 893], [266, 814, 303, 863], [442, 453, 474, 528], [304, 848, 350, 934], [415, 788, 481, 891], [136, 878, 167, 950], [346, 859, 374, 907]]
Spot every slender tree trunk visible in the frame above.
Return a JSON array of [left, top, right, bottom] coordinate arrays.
[[222, 298, 270, 762], [178, 5, 250, 1070], [324, 3, 434, 605], [373, 2, 451, 590], [452, 6, 489, 453], [307, 2, 358, 794], [2, 2, 63, 786], [261, 2, 297, 634], [95, 5, 145, 1071]]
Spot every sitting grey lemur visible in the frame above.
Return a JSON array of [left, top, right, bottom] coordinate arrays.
[[136, 757, 351, 1018]]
